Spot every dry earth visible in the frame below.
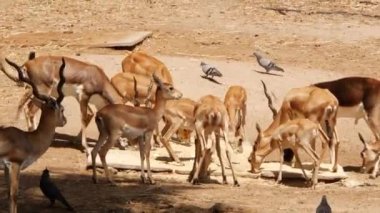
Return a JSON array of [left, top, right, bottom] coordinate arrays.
[[0, 0, 380, 212]]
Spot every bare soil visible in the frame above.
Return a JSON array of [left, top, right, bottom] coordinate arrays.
[[1, 0, 380, 212]]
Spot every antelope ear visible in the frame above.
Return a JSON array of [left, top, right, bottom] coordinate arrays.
[[255, 123, 262, 133], [152, 73, 163, 88], [358, 133, 369, 148]]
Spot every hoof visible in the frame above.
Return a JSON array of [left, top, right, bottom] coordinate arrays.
[[92, 177, 98, 184], [234, 180, 240, 187], [147, 177, 156, 185], [140, 175, 147, 184], [369, 174, 377, 179], [192, 178, 200, 185]]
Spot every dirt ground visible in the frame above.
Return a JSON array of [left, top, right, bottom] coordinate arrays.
[[1, 0, 380, 212]]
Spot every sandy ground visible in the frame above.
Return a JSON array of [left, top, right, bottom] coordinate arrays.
[[1, 0, 380, 212]]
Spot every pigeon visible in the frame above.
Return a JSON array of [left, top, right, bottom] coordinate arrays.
[[200, 61, 223, 78], [40, 168, 74, 211], [253, 52, 284, 73], [316, 195, 332, 213]]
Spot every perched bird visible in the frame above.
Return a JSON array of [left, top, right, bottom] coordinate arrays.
[[253, 52, 284, 73], [40, 168, 74, 211], [200, 61, 223, 78], [316, 195, 332, 213]]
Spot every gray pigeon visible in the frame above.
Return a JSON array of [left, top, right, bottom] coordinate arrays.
[[316, 195, 332, 213], [200, 61, 223, 78], [253, 52, 284, 73]]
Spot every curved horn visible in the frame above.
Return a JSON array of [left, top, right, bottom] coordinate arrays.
[[56, 58, 66, 104], [261, 80, 277, 119], [5, 58, 50, 103]]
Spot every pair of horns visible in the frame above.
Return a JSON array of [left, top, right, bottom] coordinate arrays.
[[5, 58, 66, 104]]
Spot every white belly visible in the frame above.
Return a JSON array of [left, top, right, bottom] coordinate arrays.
[[337, 103, 366, 124], [122, 123, 147, 141]]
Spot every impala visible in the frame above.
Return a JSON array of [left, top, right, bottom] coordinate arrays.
[[0, 53, 123, 155], [91, 74, 182, 184], [252, 119, 328, 188], [250, 85, 339, 172], [358, 133, 380, 179], [189, 95, 239, 186], [160, 98, 197, 164], [224, 85, 247, 152], [1, 58, 66, 213]]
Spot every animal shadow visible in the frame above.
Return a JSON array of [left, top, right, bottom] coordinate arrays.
[[200, 75, 222, 84], [254, 70, 283, 77]]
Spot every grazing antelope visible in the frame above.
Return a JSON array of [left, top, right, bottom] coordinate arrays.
[[160, 98, 197, 164], [224, 85, 247, 151], [314, 77, 380, 140], [252, 119, 328, 188], [0, 54, 123, 155], [250, 85, 339, 172], [91, 74, 182, 184], [358, 133, 380, 179], [189, 95, 239, 186], [111, 72, 154, 106], [1, 58, 66, 213], [122, 52, 173, 84]]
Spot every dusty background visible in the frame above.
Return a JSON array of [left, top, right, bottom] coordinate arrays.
[[0, 0, 380, 212]]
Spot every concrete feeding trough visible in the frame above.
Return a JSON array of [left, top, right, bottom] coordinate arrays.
[[87, 31, 153, 48]]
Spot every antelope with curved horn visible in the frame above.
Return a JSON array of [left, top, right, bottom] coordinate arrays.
[[0, 53, 123, 155], [1, 58, 67, 213], [91, 74, 182, 184], [250, 84, 339, 173]]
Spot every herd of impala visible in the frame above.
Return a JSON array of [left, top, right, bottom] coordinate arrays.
[[0, 51, 380, 212]]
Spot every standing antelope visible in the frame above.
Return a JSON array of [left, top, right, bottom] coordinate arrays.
[[0, 54, 123, 155], [160, 98, 197, 164], [91, 74, 182, 184], [1, 58, 66, 213], [189, 95, 239, 186], [358, 133, 380, 179], [224, 85, 247, 151], [250, 85, 339, 172], [251, 119, 328, 188], [314, 77, 380, 140], [122, 52, 173, 84]]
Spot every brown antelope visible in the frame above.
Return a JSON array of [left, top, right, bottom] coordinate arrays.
[[224, 85, 247, 151], [91, 74, 182, 184], [111, 71, 154, 106], [0, 54, 123, 155], [358, 133, 380, 179], [250, 85, 339, 172], [160, 98, 197, 164], [1, 58, 66, 213], [122, 52, 173, 84], [252, 119, 328, 188], [189, 95, 239, 186], [314, 77, 380, 140]]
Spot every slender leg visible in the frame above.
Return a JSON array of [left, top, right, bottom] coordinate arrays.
[[4, 164, 9, 198], [191, 124, 206, 184], [138, 136, 147, 183], [9, 163, 21, 213], [300, 142, 321, 188], [144, 132, 155, 184], [160, 119, 184, 164], [192, 128, 209, 184], [222, 130, 239, 186], [215, 133, 227, 184], [16, 88, 32, 120], [293, 148, 309, 180], [91, 130, 108, 183], [370, 157, 380, 179], [98, 133, 119, 184], [79, 95, 91, 155], [276, 140, 284, 184], [24, 100, 40, 131]]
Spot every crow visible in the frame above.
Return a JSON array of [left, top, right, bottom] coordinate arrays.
[[40, 168, 74, 211]]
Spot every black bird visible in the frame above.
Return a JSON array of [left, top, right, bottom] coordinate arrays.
[[316, 195, 332, 213], [40, 168, 74, 211]]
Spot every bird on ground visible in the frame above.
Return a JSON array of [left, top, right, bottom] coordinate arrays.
[[200, 61, 223, 78], [316, 195, 332, 213], [40, 168, 74, 211], [253, 52, 284, 73]]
